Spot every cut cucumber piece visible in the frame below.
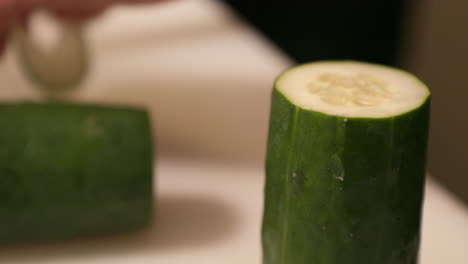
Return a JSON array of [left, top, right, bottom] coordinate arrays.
[[0, 103, 153, 243], [262, 61, 430, 264], [13, 13, 88, 96]]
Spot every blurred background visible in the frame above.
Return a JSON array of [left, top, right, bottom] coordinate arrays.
[[402, 0, 468, 209], [0, 0, 466, 263], [225, 0, 468, 207]]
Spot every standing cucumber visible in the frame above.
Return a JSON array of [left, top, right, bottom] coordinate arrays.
[[0, 103, 153, 243], [262, 61, 430, 264]]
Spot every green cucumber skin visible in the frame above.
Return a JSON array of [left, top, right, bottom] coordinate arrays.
[[262, 88, 430, 264], [0, 103, 153, 243]]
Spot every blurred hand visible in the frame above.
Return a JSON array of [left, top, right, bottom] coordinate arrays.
[[0, 0, 170, 54]]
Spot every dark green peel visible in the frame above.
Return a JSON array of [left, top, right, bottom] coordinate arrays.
[[262, 62, 430, 264], [0, 103, 153, 243]]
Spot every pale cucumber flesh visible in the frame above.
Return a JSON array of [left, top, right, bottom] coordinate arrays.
[[275, 61, 430, 118]]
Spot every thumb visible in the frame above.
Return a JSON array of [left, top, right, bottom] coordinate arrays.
[[0, 0, 15, 57], [0, 29, 8, 56]]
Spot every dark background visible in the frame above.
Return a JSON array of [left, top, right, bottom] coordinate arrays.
[[224, 0, 468, 206], [224, 1, 404, 65]]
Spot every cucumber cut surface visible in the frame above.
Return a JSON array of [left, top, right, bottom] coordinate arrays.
[[262, 61, 430, 264], [276, 61, 430, 118], [0, 103, 153, 243]]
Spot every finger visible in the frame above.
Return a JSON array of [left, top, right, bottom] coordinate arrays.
[[0, 0, 15, 28], [49, 7, 105, 21], [0, 0, 15, 56], [47, 0, 172, 14], [0, 29, 9, 56], [80, 0, 172, 6], [111, 0, 172, 3], [44, 0, 106, 20], [15, 0, 45, 10], [47, 0, 172, 21]]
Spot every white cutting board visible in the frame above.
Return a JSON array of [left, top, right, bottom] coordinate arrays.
[[0, 1, 466, 263]]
